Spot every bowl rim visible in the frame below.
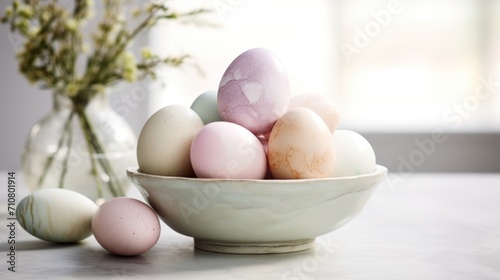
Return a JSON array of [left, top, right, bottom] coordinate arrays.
[[126, 165, 388, 184]]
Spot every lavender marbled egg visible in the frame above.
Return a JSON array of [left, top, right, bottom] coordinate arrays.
[[218, 48, 290, 135]]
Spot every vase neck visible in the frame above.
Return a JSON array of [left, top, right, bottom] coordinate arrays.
[[52, 91, 108, 111]]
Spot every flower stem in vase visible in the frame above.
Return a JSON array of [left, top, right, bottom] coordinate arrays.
[[36, 111, 75, 188], [74, 104, 125, 198], [58, 111, 75, 189]]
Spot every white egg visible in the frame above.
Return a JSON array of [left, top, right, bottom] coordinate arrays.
[[16, 188, 98, 243], [332, 130, 376, 177], [137, 105, 204, 177]]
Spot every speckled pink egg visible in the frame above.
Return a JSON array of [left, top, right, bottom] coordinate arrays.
[[190, 121, 267, 179], [218, 48, 290, 135], [92, 197, 160, 256]]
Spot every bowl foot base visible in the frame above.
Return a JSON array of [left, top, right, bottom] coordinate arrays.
[[194, 238, 315, 254]]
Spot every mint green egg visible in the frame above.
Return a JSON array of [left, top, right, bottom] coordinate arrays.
[[190, 90, 222, 125]]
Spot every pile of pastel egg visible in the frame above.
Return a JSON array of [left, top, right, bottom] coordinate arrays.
[[15, 48, 376, 257], [138, 48, 376, 180]]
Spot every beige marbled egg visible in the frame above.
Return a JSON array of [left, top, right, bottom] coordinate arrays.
[[268, 107, 336, 179], [16, 189, 98, 243]]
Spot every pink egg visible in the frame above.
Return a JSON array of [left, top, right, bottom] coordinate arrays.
[[218, 48, 290, 135], [190, 121, 267, 179], [92, 197, 161, 256], [289, 94, 340, 133]]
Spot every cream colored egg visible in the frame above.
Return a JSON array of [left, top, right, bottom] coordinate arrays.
[[16, 189, 98, 243], [137, 105, 204, 177], [268, 107, 336, 179]]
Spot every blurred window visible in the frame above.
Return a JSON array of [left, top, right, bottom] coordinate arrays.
[[149, 0, 500, 132]]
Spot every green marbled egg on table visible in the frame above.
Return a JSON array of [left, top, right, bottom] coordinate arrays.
[[16, 188, 98, 243]]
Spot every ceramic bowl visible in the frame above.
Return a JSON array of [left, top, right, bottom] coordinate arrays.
[[126, 165, 387, 254]]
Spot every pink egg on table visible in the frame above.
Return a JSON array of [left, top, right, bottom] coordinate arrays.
[[218, 48, 290, 135], [190, 121, 267, 179], [92, 197, 161, 256]]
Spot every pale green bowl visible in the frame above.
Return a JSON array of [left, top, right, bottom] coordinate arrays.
[[126, 165, 387, 254]]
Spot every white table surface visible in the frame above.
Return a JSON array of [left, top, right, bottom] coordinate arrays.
[[1, 171, 499, 280]]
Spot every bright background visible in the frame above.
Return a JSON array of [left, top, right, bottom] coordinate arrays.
[[1, 0, 499, 171], [149, 0, 500, 132]]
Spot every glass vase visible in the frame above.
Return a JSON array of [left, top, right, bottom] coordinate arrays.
[[21, 91, 137, 201]]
